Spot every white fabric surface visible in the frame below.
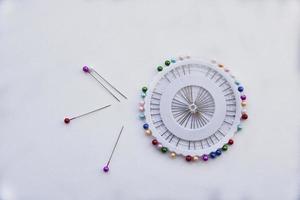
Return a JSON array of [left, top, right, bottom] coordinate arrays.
[[0, 0, 300, 199]]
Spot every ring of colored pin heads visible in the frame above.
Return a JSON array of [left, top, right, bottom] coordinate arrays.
[[138, 56, 248, 163]]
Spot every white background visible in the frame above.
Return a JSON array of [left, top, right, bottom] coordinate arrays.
[[0, 0, 300, 199]]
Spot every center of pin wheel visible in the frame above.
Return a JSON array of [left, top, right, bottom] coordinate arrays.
[[188, 103, 198, 114]]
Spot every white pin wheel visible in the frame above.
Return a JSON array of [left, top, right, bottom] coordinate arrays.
[[139, 57, 248, 163]]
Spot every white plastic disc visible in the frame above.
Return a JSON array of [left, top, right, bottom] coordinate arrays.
[[143, 58, 243, 156]]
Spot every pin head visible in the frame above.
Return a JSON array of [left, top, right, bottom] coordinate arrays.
[[228, 139, 234, 145], [241, 113, 248, 120], [143, 123, 149, 129], [202, 154, 209, 161], [241, 95, 247, 100], [83, 66, 90, 73], [64, 118, 70, 124], [103, 165, 109, 173]]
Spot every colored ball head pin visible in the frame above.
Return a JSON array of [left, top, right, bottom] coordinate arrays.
[[64, 105, 111, 124], [82, 66, 127, 102], [103, 126, 124, 173]]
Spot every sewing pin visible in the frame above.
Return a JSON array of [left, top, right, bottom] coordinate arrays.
[[64, 104, 111, 124], [90, 67, 127, 99], [103, 126, 124, 173], [83, 66, 126, 102]]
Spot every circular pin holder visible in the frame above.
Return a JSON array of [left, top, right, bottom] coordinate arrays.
[[138, 56, 248, 163]]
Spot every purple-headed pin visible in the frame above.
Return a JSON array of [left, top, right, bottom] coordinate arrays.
[[103, 126, 124, 173], [103, 165, 109, 173], [83, 66, 90, 73], [82, 66, 127, 102]]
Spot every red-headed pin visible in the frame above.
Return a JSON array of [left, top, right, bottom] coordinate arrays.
[[64, 104, 111, 124]]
